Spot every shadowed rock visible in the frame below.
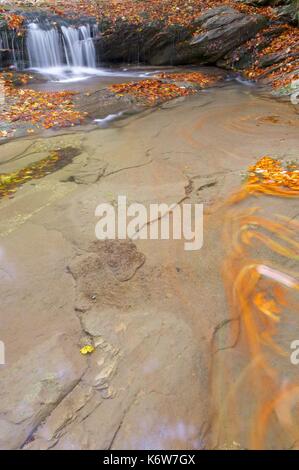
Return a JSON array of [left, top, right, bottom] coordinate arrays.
[[149, 7, 267, 65], [99, 6, 267, 66]]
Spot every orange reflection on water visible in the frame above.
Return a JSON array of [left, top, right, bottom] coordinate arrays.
[[212, 156, 299, 449]]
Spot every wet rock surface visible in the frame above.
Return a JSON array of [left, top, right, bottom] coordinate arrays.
[[0, 334, 86, 449], [0, 0, 298, 451], [0, 82, 298, 448]]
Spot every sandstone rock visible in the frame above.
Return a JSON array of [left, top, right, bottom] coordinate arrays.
[[98, 240, 146, 282], [47, 311, 209, 450], [29, 383, 93, 444], [0, 333, 86, 449], [240, 0, 272, 5], [258, 50, 299, 68]]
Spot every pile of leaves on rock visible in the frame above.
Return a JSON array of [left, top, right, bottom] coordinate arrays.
[[0, 10, 24, 33], [243, 23, 299, 89], [48, 0, 277, 26], [46, 0, 298, 90], [155, 71, 220, 86], [109, 79, 195, 105], [0, 72, 87, 139], [0, 147, 79, 199], [109, 71, 219, 105], [246, 155, 299, 196]]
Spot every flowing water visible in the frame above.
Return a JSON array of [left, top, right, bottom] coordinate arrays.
[[0, 73, 298, 449], [26, 23, 98, 81], [1, 19, 133, 82]]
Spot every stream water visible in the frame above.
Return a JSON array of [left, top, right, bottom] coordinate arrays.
[[0, 69, 298, 449]]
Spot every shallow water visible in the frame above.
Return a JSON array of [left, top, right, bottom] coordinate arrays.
[[0, 74, 298, 450], [27, 65, 161, 88]]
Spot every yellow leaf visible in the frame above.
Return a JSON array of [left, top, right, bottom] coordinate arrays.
[[80, 345, 95, 355]]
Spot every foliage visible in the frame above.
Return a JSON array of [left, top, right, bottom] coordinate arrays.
[[220, 153, 299, 449], [109, 79, 196, 104], [80, 345, 95, 355], [6, 13, 24, 30], [244, 24, 299, 88], [0, 147, 79, 199], [247, 156, 299, 195], [0, 72, 87, 138], [0, 11, 24, 32], [155, 71, 220, 86], [47, 0, 277, 25]]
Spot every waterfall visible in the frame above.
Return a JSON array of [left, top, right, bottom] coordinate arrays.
[[61, 25, 96, 69], [27, 24, 62, 68], [26, 22, 97, 81], [1, 20, 140, 83]]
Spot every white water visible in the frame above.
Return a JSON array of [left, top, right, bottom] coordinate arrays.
[[25, 22, 158, 83], [61, 24, 96, 69], [26, 23, 98, 81], [94, 111, 125, 127]]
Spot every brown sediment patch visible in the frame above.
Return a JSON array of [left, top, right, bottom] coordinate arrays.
[[257, 115, 296, 126], [68, 240, 147, 313]]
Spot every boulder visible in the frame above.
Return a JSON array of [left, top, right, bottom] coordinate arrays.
[[150, 7, 267, 65], [99, 6, 267, 66]]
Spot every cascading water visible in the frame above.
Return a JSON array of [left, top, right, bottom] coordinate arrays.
[[27, 24, 62, 68], [1, 18, 145, 83], [26, 22, 98, 81], [61, 25, 96, 69]]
